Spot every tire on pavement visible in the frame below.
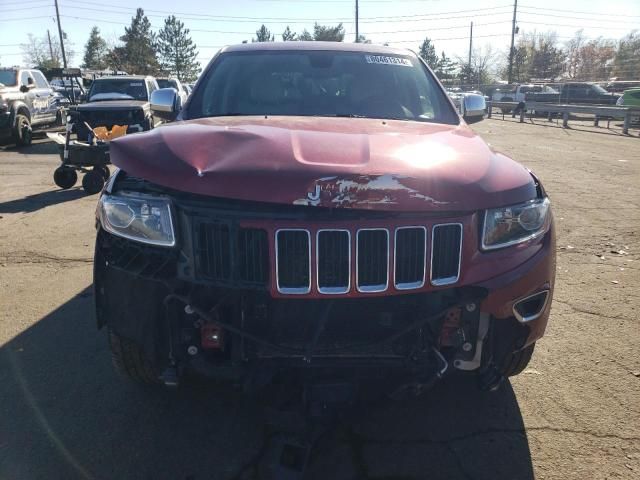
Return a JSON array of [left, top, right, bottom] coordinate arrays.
[[500, 342, 536, 377], [13, 113, 32, 147], [108, 328, 159, 384]]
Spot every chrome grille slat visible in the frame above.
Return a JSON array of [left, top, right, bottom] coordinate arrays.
[[356, 229, 389, 293], [317, 230, 351, 294], [394, 226, 427, 290], [276, 229, 311, 294], [430, 223, 463, 286]]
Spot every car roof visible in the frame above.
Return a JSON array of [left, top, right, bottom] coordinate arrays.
[[94, 75, 151, 81], [221, 41, 413, 56]]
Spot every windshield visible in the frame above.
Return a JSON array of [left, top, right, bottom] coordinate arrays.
[[591, 84, 608, 94], [0, 70, 17, 87], [188, 51, 458, 124], [157, 79, 177, 89], [88, 79, 147, 101]]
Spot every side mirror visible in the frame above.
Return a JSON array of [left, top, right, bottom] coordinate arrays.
[[20, 84, 35, 93], [462, 93, 486, 124], [150, 88, 180, 121]]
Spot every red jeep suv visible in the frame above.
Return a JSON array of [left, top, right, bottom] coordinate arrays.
[[94, 43, 555, 393]]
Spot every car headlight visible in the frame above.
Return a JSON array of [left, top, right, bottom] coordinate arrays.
[[482, 197, 551, 250], [98, 193, 175, 247]]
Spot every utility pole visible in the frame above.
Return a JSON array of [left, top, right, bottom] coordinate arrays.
[[47, 30, 54, 62], [507, 0, 518, 84], [355, 0, 359, 42], [468, 22, 473, 85], [54, 0, 67, 68]]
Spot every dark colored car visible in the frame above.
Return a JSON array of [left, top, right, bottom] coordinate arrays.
[[73, 75, 160, 142], [0, 67, 64, 146], [526, 82, 620, 105], [94, 43, 555, 395]]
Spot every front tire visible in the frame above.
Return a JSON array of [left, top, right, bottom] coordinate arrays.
[[108, 328, 159, 384], [501, 342, 535, 377], [13, 114, 32, 146]]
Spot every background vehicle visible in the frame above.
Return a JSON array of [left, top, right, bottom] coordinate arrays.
[[525, 82, 620, 105], [72, 75, 161, 143], [0, 67, 64, 146], [95, 43, 554, 396], [617, 87, 640, 123], [605, 80, 640, 93]]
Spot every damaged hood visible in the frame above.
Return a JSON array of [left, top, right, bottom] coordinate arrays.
[[109, 116, 536, 212]]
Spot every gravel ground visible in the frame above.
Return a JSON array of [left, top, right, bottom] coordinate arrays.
[[0, 119, 638, 480]]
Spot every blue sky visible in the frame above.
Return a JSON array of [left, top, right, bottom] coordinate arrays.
[[1, 0, 639, 71]]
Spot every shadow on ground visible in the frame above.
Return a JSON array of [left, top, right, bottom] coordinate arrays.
[[0, 136, 60, 155], [0, 188, 87, 214], [0, 288, 534, 480]]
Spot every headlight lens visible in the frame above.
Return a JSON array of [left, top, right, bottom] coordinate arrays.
[[482, 197, 550, 250], [98, 194, 175, 247]]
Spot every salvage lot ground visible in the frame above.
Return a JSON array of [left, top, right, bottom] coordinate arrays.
[[0, 119, 638, 479]]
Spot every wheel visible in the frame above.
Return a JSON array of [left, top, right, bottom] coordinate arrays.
[[81, 170, 105, 195], [500, 342, 535, 377], [94, 165, 110, 182], [53, 166, 78, 189], [108, 328, 159, 384], [13, 114, 32, 146]]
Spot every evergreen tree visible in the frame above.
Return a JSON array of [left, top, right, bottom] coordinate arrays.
[[282, 26, 296, 41], [312, 23, 345, 42], [157, 16, 200, 82], [107, 8, 159, 74], [418, 37, 438, 69], [434, 51, 456, 81], [82, 26, 108, 69], [253, 25, 274, 42], [298, 29, 314, 41]]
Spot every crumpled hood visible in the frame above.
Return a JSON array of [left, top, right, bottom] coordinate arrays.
[[109, 116, 536, 212]]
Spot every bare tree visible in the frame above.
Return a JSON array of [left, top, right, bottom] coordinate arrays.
[[22, 33, 74, 69]]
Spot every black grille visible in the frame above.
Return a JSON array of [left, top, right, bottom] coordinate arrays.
[[317, 230, 350, 293], [357, 229, 389, 291], [276, 230, 311, 292], [394, 227, 426, 288], [431, 224, 462, 285], [194, 222, 269, 287], [196, 222, 231, 281], [238, 228, 269, 284]]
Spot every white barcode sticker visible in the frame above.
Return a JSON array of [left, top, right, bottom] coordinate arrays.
[[364, 55, 412, 67]]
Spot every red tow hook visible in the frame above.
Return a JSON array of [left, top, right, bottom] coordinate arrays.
[[201, 324, 224, 350]]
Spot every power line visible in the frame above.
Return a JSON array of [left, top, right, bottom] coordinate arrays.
[[0, 16, 55, 22], [58, 1, 514, 24], [519, 3, 640, 18], [4, 5, 54, 13], [518, 8, 640, 24], [518, 20, 635, 31]]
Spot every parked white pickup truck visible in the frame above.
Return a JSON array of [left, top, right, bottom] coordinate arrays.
[[492, 84, 558, 113]]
